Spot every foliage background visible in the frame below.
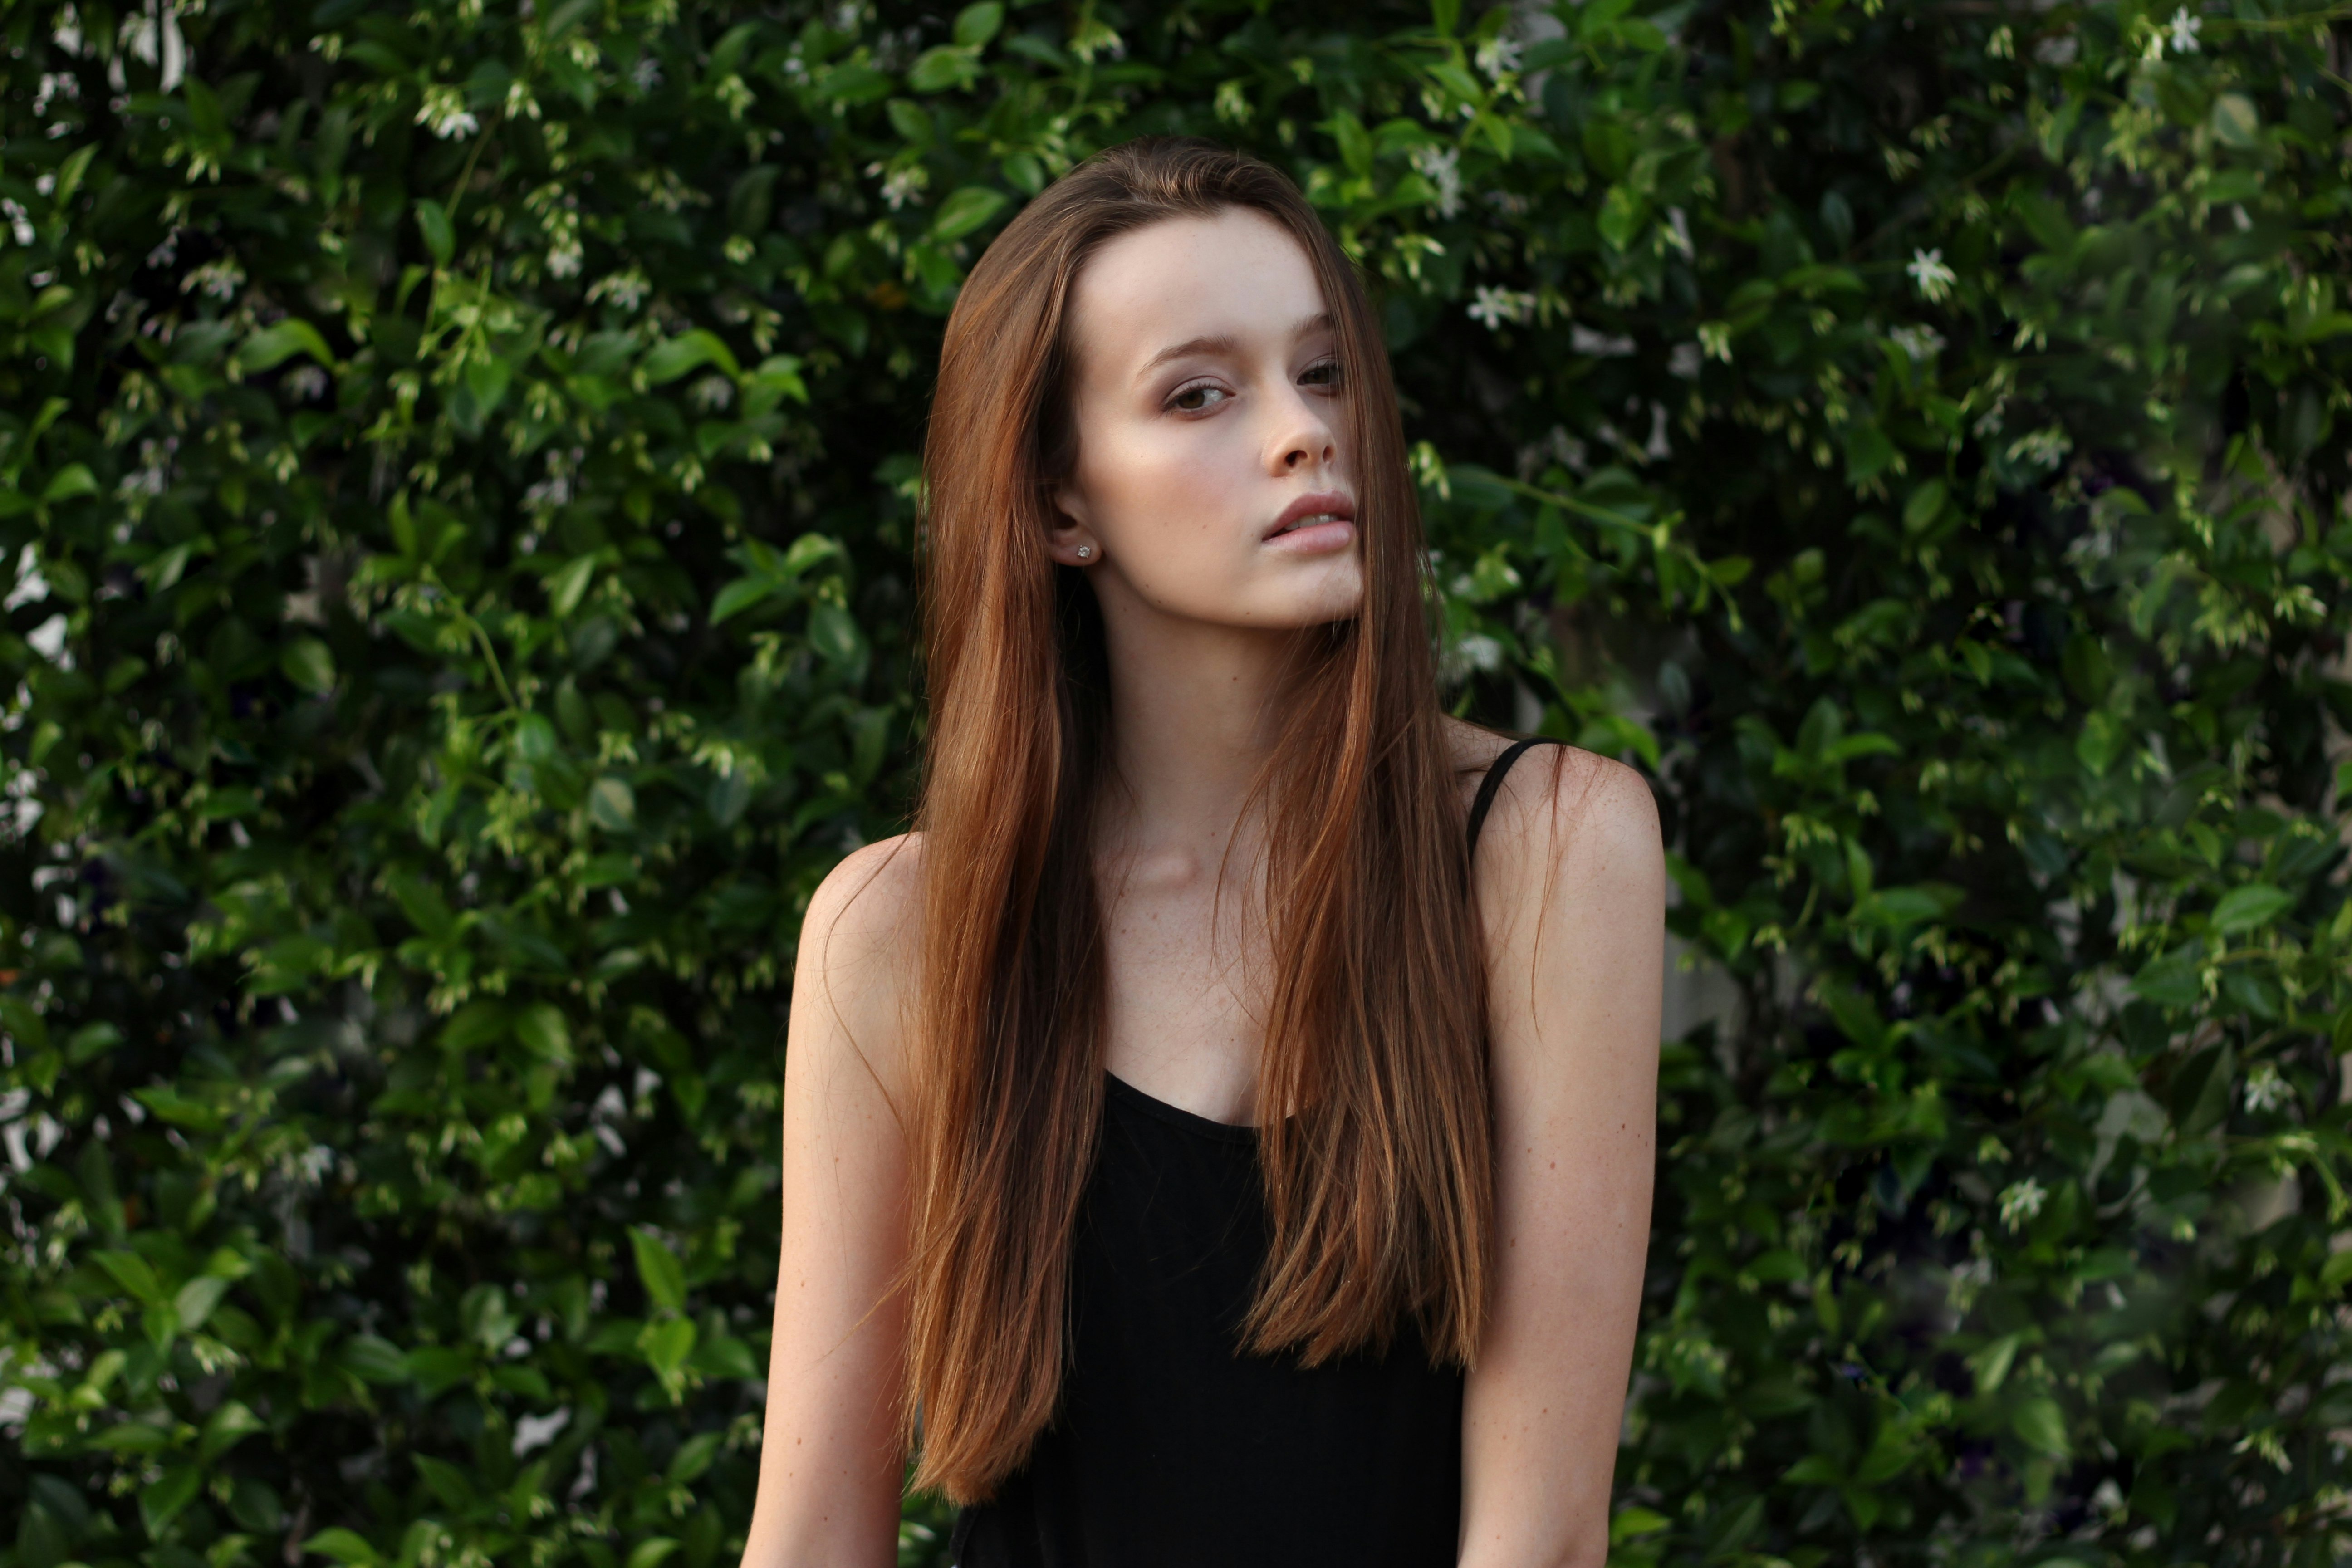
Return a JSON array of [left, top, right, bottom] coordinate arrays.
[[3, 0, 2351, 1564]]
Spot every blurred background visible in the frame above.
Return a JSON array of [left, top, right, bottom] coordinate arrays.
[[2, 0, 2349, 1565]]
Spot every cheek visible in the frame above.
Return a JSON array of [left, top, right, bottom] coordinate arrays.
[[1088, 426, 1246, 549]]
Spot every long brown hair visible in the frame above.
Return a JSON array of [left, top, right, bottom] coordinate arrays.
[[906, 137, 1492, 1503]]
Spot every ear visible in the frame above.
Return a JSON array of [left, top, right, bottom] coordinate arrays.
[[1045, 486, 1099, 567]]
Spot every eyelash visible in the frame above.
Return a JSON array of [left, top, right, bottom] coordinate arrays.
[[1164, 360, 1343, 414]]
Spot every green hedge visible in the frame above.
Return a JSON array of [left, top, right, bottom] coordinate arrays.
[[4, 0, 2349, 1565]]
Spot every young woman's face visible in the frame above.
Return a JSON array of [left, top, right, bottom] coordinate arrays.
[[1050, 207, 1364, 630]]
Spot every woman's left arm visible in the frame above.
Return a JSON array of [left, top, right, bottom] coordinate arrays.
[[1460, 748, 1665, 1568]]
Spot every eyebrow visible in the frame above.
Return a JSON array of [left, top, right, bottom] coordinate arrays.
[[1134, 312, 1335, 382]]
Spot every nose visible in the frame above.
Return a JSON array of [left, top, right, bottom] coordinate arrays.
[[1267, 383, 1339, 477]]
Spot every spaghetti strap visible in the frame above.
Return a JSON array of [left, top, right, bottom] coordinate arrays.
[[1467, 736, 1570, 858]]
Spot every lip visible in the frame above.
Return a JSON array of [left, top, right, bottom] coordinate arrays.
[[1263, 491, 1356, 542]]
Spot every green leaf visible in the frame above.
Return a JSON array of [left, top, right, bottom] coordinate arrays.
[[304, 1529, 389, 1568], [415, 198, 455, 266], [546, 554, 600, 618], [639, 1315, 697, 1377], [2130, 949, 2202, 1008], [1610, 1507, 1671, 1544], [237, 318, 336, 373], [515, 1002, 572, 1065], [932, 185, 1009, 241], [280, 637, 337, 694], [640, 330, 743, 387], [589, 776, 637, 831], [200, 1399, 265, 1462], [709, 575, 780, 625], [953, 1, 1004, 46], [631, 1227, 688, 1313], [2210, 93, 2260, 150], [2211, 883, 2291, 935], [39, 464, 98, 504], [173, 1274, 230, 1332], [1902, 478, 1947, 533], [1968, 1332, 2024, 1393], [141, 1464, 204, 1536], [67, 1022, 124, 1064], [338, 1333, 411, 1384], [625, 1540, 682, 1568], [2012, 1396, 2070, 1458]]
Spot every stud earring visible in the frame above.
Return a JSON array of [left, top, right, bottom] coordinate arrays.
[[1076, 545, 1092, 559]]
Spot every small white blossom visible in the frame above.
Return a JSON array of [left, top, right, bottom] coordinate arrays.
[[181, 256, 245, 300], [25, 615, 70, 665], [1467, 286, 1536, 330], [284, 365, 328, 402], [416, 84, 480, 140], [1998, 1176, 2047, 1231], [688, 374, 734, 412], [2167, 7, 2201, 54], [2242, 1062, 2292, 1113], [1906, 246, 1958, 303], [1889, 323, 1946, 362], [1667, 343, 1703, 380], [1474, 33, 1521, 78], [2005, 426, 2072, 470], [1570, 324, 1635, 357], [586, 267, 650, 311], [1410, 144, 1463, 219], [1697, 322, 1734, 363], [878, 165, 929, 211]]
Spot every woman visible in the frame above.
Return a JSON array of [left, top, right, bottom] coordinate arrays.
[[742, 138, 1663, 1567]]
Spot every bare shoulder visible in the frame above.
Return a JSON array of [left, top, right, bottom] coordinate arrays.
[[791, 832, 926, 1100], [802, 831, 926, 961], [1452, 727, 1662, 927]]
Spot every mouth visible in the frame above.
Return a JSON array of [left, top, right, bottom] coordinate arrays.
[[1264, 492, 1356, 541]]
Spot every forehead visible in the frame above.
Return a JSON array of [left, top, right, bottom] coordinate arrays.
[[1066, 208, 1329, 373]]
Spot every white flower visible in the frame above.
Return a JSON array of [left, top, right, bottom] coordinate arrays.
[[1697, 321, 1734, 363], [3, 547, 48, 612], [1467, 286, 1536, 330], [25, 614, 70, 664], [1906, 246, 1958, 303], [180, 256, 245, 300], [1570, 324, 1635, 357], [416, 85, 480, 140], [1410, 144, 1463, 219], [1474, 34, 1521, 78], [688, 374, 734, 412], [1667, 343, 1703, 380], [1998, 1176, 2047, 1230], [586, 267, 651, 312], [1889, 323, 1946, 362], [2005, 426, 2072, 470], [879, 165, 928, 211], [2167, 7, 2201, 53], [2242, 1062, 2292, 1113]]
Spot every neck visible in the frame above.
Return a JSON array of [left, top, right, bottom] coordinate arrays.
[[1091, 586, 1319, 869]]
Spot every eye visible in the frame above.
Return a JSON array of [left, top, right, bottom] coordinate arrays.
[[1167, 380, 1231, 413], [1298, 358, 1342, 392]]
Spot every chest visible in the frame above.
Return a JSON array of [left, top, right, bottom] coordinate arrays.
[[1097, 867, 1268, 1124]]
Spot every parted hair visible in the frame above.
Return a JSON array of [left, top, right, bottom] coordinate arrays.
[[906, 137, 1493, 1503]]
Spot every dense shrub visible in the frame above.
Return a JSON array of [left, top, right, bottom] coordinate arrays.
[[2, 0, 2348, 1566]]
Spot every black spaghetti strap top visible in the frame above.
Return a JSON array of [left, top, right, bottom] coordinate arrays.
[[950, 737, 1566, 1568]]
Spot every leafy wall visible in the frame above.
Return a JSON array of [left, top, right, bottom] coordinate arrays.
[[2, 0, 2349, 1566]]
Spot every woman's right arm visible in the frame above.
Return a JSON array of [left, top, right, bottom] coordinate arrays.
[[740, 835, 925, 1568]]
